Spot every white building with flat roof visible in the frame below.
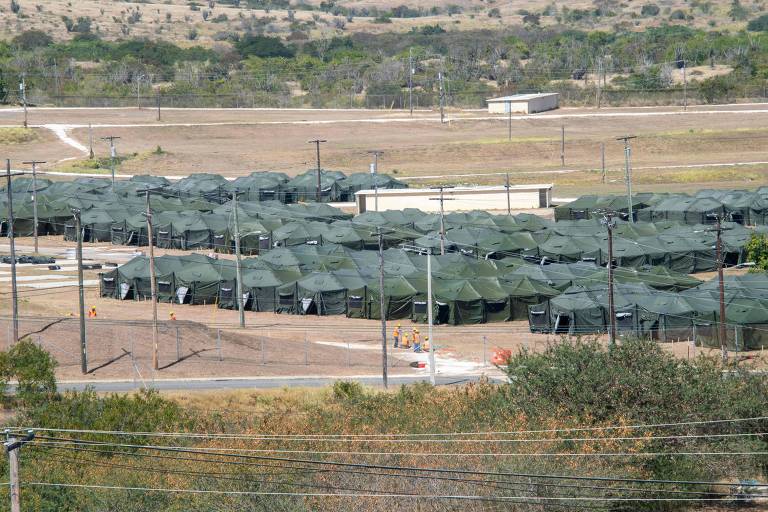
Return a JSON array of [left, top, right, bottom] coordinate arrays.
[[355, 184, 553, 214], [486, 93, 559, 114]]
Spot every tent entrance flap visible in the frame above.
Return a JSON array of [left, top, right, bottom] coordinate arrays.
[[554, 314, 571, 334]]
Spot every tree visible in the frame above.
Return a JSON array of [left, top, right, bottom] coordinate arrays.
[[11, 30, 53, 50], [0, 338, 57, 405], [746, 233, 768, 271], [488, 8, 501, 18], [698, 74, 735, 103], [747, 14, 768, 32], [10, 0, 20, 14], [729, 0, 749, 21], [640, 3, 660, 16], [235, 35, 294, 58]]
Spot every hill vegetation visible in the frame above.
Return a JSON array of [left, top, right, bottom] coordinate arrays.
[[2, 338, 767, 510]]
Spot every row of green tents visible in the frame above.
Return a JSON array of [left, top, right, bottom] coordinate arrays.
[[99, 246, 704, 325], [527, 274, 768, 351], [555, 188, 768, 225], [1, 170, 407, 206]]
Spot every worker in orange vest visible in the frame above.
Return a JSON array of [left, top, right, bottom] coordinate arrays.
[[88, 306, 97, 318], [423, 336, 430, 352], [412, 328, 421, 352], [169, 311, 177, 321], [393, 324, 401, 348], [401, 331, 410, 349]]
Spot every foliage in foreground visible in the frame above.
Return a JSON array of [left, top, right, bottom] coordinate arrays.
[[2, 339, 767, 511]]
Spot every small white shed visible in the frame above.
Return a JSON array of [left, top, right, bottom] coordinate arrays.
[[486, 93, 559, 114]]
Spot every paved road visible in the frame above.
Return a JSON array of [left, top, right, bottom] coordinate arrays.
[[53, 374, 504, 393]]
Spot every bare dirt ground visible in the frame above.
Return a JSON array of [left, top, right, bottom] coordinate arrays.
[[1, 236, 760, 384], [2, 104, 768, 196]]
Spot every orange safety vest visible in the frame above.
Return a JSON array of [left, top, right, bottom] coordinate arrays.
[[423, 337, 430, 350], [402, 333, 410, 347], [412, 332, 420, 344], [393, 327, 400, 338]]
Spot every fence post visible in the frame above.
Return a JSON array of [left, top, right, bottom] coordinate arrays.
[[483, 336, 487, 367], [305, 331, 309, 366], [261, 337, 265, 365], [347, 340, 351, 367], [175, 327, 181, 361], [217, 329, 222, 361]]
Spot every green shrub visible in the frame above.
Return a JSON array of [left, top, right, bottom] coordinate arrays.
[[502, 338, 768, 423], [747, 14, 768, 32], [0, 338, 56, 404], [746, 233, 768, 271]]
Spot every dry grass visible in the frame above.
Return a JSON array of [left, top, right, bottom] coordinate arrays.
[[0, 127, 37, 144]]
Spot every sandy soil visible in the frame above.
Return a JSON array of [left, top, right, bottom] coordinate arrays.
[[2, 105, 768, 196], [1, 235, 760, 384]]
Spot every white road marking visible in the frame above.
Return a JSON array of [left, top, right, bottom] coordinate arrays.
[[20, 279, 99, 289]]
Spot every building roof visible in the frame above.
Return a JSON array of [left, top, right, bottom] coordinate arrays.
[[486, 93, 559, 103], [355, 184, 553, 196]]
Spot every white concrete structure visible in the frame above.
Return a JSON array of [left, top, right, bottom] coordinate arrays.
[[355, 184, 553, 214], [486, 93, 559, 114]]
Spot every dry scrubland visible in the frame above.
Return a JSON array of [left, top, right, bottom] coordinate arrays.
[[0, 0, 750, 46]]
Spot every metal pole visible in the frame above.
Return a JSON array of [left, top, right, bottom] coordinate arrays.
[[175, 327, 181, 361], [368, 150, 383, 212], [156, 93, 161, 121], [145, 190, 160, 371], [617, 135, 637, 223], [427, 251, 435, 385], [408, 47, 414, 117], [378, 227, 388, 389], [308, 139, 326, 202], [88, 124, 94, 159], [682, 61, 688, 111], [507, 102, 512, 141], [102, 136, 121, 192], [439, 188, 446, 256], [600, 142, 606, 184], [23, 160, 46, 254], [73, 209, 87, 374], [20, 76, 27, 129], [716, 218, 727, 364], [560, 125, 565, 167], [438, 71, 445, 123], [137, 74, 142, 109], [505, 173, 511, 215], [6, 161, 19, 344], [233, 191, 245, 328]]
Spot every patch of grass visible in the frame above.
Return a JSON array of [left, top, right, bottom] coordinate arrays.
[[464, 135, 558, 145], [0, 127, 38, 144]]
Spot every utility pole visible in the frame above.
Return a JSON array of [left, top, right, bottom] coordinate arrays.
[[367, 150, 383, 212], [712, 217, 730, 364], [137, 74, 144, 109], [141, 188, 162, 371], [560, 125, 565, 167], [72, 208, 88, 374], [308, 139, 327, 202], [4, 430, 35, 512], [22, 160, 46, 254], [375, 228, 388, 389], [232, 190, 245, 328], [156, 93, 161, 121], [682, 60, 688, 111], [5, 161, 22, 344], [408, 47, 414, 117], [438, 71, 445, 124], [505, 173, 511, 215], [101, 135, 121, 191], [616, 135, 637, 223], [19, 76, 27, 129], [601, 212, 617, 346], [429, 186, 454, 255], [507, 101, 512, 141]]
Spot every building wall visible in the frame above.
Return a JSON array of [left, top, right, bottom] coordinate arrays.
[[527, 94, 559, 113], [486, 94, 559, 114], [356, 186, 552, 213]]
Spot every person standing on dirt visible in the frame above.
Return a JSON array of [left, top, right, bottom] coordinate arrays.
[[393, 324, 401, 348], [412, 328, 420, 352], [402, 331, 410, 349], [88, 306, 97, 318]]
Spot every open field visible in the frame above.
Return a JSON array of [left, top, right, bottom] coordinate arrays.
[[2, 104, 768, 196]]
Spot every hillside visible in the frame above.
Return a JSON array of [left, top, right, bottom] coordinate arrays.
[[0, 0, 762, 47]]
